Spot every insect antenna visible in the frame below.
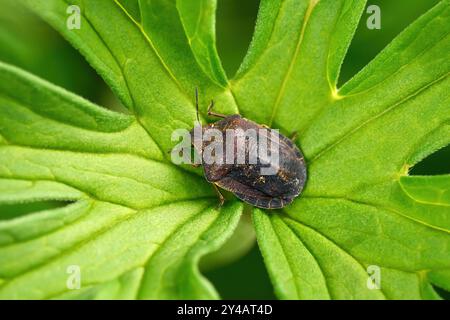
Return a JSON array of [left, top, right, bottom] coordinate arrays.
[[195, 87, 200, 123]]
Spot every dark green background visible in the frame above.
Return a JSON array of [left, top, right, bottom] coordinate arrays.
[[0, 0, 448, 299]]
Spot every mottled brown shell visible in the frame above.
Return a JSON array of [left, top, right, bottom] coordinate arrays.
[[191, 115, 307, 209]]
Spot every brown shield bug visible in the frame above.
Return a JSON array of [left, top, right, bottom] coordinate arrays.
[[190, 89, 307, 209]]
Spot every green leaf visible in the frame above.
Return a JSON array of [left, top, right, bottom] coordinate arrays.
[[3, 0, 449, 300], [0, 0, 101, 99], [243, 0, 450, 299], [177, 0, 229, 85], [0, 61, 243, 299], [400, 175, 450, 207], [20, 0, 237, 156]]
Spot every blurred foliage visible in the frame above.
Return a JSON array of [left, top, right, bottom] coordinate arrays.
[[0, 201, 68, 221], [216, 0, 260, 77], [340, 0, 440, 85], [0, 0, 105, 103], [0, 0, 447, 299]]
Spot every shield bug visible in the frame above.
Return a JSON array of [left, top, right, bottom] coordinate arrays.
[[190, 89, 307, 209]]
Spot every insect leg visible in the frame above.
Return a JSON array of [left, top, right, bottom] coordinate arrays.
[[207, 100, 227, 119], [290, 131, 298, 142], [212, 183, 225, 207]]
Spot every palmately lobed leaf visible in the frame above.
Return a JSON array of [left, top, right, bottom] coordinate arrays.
[[240, 0, 450, 299], [0, 0, 244, 298], [0, 0, 448, 300]]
